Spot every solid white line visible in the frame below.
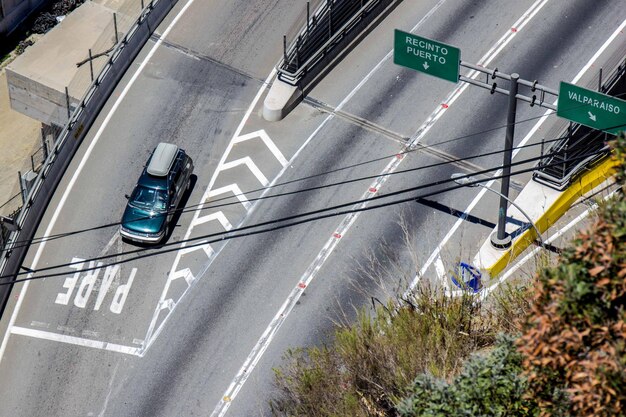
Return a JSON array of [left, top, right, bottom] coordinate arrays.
[[10, 326, 141, 355], [0, 0, 199, 362], [210, 0, 557, 414], [412, 17, 626, 291]]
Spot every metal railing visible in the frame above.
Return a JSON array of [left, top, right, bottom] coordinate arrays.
[[533, 54, 626, 190], [277, 0, 397, 86], [0, 0, 178, 317]]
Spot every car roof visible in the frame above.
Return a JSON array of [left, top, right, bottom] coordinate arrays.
[[147, 143, 179, 177]]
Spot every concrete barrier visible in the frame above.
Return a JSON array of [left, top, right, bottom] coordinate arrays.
[[0, 0, 179, 318]]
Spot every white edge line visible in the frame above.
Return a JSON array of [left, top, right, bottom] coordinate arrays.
[[0, 0, 200, 363]]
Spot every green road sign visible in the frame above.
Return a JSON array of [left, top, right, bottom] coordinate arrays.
[[393, 29, 460, 83], [557, 82, 626, 135]]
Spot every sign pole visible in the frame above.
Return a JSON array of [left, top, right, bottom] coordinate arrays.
[[491, 73, 519, 249]]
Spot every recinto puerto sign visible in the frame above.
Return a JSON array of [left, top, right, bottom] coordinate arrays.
[[393, 29, 460, 83], [557, 82, 626, 135]]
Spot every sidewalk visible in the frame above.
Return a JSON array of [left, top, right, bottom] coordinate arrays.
[[0, 67, 41, 216]]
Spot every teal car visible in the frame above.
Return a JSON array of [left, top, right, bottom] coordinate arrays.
[[120, 143, 193, 243]]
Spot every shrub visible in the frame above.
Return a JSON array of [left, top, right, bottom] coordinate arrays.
[[270, 284, 531, 416], [518, 134, 626, 417], [396, 334, 538, 417]]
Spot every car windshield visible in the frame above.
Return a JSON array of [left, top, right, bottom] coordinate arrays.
[[129, 186, 168, 211]]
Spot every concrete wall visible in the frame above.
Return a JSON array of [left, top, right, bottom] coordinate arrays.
[[0, 0, 50, 37]]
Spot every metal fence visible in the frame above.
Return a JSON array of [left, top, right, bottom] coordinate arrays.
[[0, 0, 178, 318], [277, 0, 398, 86], [534, 51, 626, 190]]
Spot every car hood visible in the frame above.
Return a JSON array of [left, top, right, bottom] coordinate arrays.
[[121, 205, 166, 234]]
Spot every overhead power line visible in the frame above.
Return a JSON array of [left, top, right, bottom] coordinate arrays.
[[0, 146, 609, 284], [8, 131, 577, 251]]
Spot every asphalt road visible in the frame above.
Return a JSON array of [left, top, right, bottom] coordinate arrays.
[[0, 0, 624, 416]]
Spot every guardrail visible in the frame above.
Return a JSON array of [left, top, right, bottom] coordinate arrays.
[[277, 0, 399, 86], [0, 0, 179, 317]]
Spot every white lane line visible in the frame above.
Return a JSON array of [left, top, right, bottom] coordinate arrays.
[[478, 189, 616, 300], [10, 326, 141, 355], [410, 16, 626, 290], [219, 157, 270, 186], [210, 0, 554, 414], [0, 0, 199, 361]]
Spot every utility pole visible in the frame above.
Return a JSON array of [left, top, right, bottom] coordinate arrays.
[[492, 74, 519, 249]]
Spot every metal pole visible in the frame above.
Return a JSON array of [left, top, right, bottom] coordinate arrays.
[[598, 67, 603, 92], [491, 73, 519, 249], [18, 171, 25, 205], [328, 0, 332, 38], [283, 34, 287, 62], [306, 2, 310, 35], [88, 49, 94, 82], [113, 13, 119, 44], [65, 87, 71, 120], [41, 128, 48, 160], [480, 184, 543, 248]]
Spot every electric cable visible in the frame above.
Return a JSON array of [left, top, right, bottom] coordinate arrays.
[[4, 130, 583, 250], [0, 146, 609, 283], [2, 109, 576, 249]]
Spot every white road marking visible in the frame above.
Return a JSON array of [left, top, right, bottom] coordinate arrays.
[[233, 130, 289, 167], [219, 157, 270, 186], [411, 16, 626, 291], [10, 326, 141, 355], [142, 67, 278, 349], [0, 0, 199, 360], [194, 211, 233, 230], [208, 184, 252, 210], [210, 0, 555, 415], [434, 255, 446, 281]]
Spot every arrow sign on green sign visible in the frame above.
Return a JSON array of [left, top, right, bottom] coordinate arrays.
[[394, 29, 460, 83], [557, 81, 626, 135]]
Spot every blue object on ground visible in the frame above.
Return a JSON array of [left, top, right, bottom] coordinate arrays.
[[451, 262, 483, 293]]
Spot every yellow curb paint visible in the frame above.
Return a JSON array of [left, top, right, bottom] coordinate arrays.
[[487, 154, 620, 277]]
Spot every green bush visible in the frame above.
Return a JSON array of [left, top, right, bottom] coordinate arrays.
[[396, 334, 538, 417]]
